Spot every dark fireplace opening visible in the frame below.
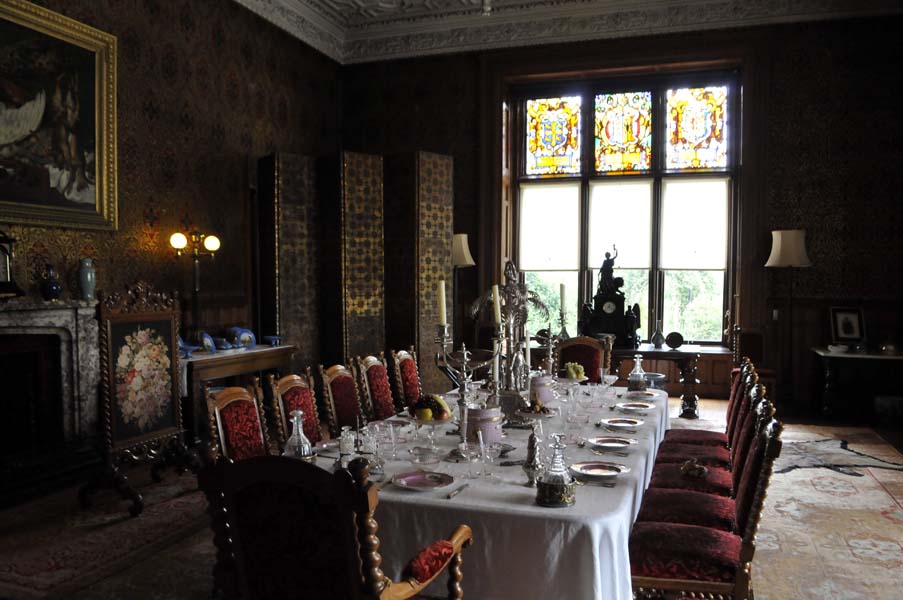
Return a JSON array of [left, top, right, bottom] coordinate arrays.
[[0, 334, 63, 459]]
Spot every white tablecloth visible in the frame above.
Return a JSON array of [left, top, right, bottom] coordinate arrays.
[[369, 386, 669, 600]]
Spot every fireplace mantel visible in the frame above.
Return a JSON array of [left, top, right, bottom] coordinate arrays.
[[0, 298, 99, 439]]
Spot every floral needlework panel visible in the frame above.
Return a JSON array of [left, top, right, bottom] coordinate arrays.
[[111, 322, 175, 441]]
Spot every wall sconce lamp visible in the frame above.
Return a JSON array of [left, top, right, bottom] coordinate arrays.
[[170, 230, 222, 343]]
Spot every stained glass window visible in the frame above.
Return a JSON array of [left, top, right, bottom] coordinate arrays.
[[666, 86, 728, 170], [526, 96, 582, 175], [594, 92, 652, 173]]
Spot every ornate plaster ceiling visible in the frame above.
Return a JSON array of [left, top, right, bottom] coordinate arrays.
[[234, 0, 902, 64]]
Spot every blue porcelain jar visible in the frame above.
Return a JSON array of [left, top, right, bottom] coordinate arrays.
[[40, 264, 63, 301]]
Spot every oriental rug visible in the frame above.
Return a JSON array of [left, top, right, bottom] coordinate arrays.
[[0, 472, 207, 600]]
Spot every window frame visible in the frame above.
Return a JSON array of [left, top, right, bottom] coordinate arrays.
[[511, 69, 740, 345]]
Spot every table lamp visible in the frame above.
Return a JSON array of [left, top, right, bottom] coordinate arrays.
[[452, 233, 476, 343]]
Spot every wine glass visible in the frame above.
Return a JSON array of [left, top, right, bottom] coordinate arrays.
[[482, 442, 504, 481], [459, 442, 483, 479]]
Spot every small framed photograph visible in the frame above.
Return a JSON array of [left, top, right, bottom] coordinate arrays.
[[830, 307, 865, 343]]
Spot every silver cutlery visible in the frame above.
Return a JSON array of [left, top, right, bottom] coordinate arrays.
[[500, 459, 526, 467], [445, 483, 469, 499], [574, 479, 615, 488], [590, 448, 629, 458], [606, 427, 637, 434]]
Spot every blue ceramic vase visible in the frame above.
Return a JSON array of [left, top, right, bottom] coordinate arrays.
[[40, 264, 62, 301]]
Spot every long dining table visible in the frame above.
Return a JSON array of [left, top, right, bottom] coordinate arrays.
[[366, 384, 670, 600]]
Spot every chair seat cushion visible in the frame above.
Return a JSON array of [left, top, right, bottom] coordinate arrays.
[[655, 443, 732, 468], [636, 488, 736, 532], [650, 463, 733, 496], [662, 429, 728, 447], [630, 522, 741, 583], [403, 540, 454, 583]]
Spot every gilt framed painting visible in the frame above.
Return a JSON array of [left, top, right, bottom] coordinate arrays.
[[0, 0, 117, 230], [100, 283, 182, 453]]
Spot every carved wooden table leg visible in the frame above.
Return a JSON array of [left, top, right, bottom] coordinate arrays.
[[678, 353, 701, 419]]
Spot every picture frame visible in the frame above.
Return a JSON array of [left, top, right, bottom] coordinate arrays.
[[0, 0, 118, 230], [830, 307, 865, 344]]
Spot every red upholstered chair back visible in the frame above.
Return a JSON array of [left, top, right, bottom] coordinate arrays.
[[553, 336, 609, 384], [320, 364, 363, 437], [270, 371, 322, 448], [392, 348, 422, 409], [356, 353, 397, 421], [207, 385, 270, 462], [728, 371, 759, 451], [731, 386, 772, 491], [735, 418, 783, 548], [724, 359, 752, 438]]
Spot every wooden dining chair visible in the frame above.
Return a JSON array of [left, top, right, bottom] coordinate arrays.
[[320, 363, 365, 436], [268, 370, 327, 449], [629, 418, 783, 600], [552, 335, 611, 383], [198, 456, 473, 600], [355, 353, 397, 421], [206, 383, 270, 462], [391, 347, 422, 410]]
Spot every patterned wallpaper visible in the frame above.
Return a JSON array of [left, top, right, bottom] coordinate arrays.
[[9, 0, 341, 319], [762, 18, 903, 300]]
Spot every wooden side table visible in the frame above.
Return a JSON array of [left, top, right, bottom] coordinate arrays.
[[612, 343, 732, 419], [811, 347, 903, 417], [180, 345, 295, 446]]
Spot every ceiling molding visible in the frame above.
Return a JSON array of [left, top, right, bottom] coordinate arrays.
[[234, 0, 903, 64]]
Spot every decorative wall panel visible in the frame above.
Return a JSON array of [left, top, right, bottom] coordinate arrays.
[[8, 0, 341, 330], [318, 152, 385, 364], [384, 152, 454, 394], [256, 154, 319, 372]]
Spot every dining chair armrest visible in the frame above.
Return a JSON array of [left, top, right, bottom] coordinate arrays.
[[379, 525, 474, 600]]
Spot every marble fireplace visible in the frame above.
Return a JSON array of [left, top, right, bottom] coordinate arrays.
[[0, 299, 100, 502]]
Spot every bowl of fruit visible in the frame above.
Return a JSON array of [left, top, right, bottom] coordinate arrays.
[[559, 362, 588, 383], [409, 394, 453, 423]]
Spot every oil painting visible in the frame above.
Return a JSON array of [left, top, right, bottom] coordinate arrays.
[[0, 0, 117, 230]]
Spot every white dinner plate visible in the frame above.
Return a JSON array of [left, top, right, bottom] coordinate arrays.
[[569, 461, 631, 479], [585, 436, 638, 449], [615, 401, 654, 412], [597, 417, 644, 429], [392, 471, 455, 491]]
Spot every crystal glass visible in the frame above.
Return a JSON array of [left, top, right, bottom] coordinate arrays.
[[539, 433, 571, 485], [459, 442, 483, 479], [282, 410, 314, 461], [482, 442, 504, 481], [627, 354, 647, 392], [577, 387, 595, 416]]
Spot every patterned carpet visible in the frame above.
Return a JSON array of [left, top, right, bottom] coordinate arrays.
[[670, 401, 903, 600], [3, 402, 901, 599], [0, 472, 209, 600]]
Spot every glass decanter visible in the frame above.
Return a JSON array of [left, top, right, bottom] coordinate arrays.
[[627, 354, 647, 392], [536, 433, 576, 507], [282, 410, 315, 462]]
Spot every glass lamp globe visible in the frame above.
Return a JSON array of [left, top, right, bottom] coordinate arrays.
[[169, 232, 188, 250], [203, 235, 221, 252]]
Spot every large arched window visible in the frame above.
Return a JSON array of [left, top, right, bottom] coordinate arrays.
[[514, 71, 739, 344]]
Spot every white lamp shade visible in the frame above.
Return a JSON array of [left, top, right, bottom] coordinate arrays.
[[452, 233, 476, 267], [765, 229, 812, 268]]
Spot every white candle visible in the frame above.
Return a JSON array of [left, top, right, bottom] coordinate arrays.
[[525, 329, 531, 369], [560, 284, 566, 312], [438, 280, 447, 326], [492, 284, 502, 325]]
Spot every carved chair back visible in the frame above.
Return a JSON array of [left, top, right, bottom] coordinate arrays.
[[355, 353, 397, 421], [206, 384, 270, 462], [727, 369, 760, 450], [269, 370, 322, 448], [391, 348, 422, 409], [737, 418, 783, 565], [724, 358, 753, 436], [552, 336, 610, 383], [198, 455, 362, 600], [732, 387, 774, 492], [199, 456, 474, 600], [320, 364, 364, 437]]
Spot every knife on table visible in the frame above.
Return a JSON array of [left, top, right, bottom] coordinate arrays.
[[445, 483, 469, 499]]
